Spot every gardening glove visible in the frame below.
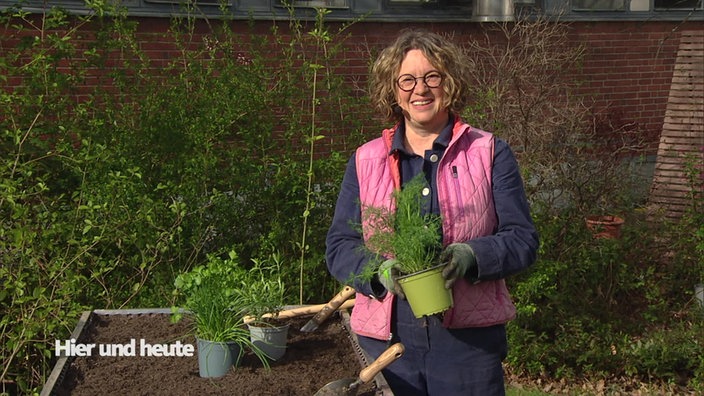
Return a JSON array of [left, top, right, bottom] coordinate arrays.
[[440, 243, 478, 289], [377, 259, 406, 299]]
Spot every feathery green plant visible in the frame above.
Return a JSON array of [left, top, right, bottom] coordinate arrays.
[[360, 174, 443, 277]]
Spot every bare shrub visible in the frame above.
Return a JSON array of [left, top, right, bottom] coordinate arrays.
[[462, 16, 646, 215]]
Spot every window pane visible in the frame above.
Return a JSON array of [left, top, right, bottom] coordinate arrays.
[[290, 0, 349, 6], [654, 0, 702, 9], [572, 0, 627, 10]]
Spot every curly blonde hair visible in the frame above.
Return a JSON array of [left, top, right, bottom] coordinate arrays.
[[369, 29, 472, 123]]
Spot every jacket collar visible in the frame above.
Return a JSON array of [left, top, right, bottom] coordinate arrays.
[[386, 114, 456, 156]]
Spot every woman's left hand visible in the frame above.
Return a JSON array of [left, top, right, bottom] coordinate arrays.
[[440, 243, 477, 288]]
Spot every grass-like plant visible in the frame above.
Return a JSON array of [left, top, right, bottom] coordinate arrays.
[[238, 252, 287, 327], [184, 275, 245, 342], [360, 174, 443, 278]]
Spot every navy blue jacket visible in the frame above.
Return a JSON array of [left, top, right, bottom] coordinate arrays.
[[326, 118, 539, 297]]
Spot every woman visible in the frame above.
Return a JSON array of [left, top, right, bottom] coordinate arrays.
[[326, 29, 539, 395]]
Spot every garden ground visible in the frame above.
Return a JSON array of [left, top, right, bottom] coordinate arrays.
[[48, 310, 698, 396], [53, 313, 377, 395]]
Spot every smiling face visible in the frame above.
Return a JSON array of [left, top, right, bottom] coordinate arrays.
[[396, 49, 449, 135]]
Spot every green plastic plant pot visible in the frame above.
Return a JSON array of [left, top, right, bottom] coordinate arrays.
[[398, 265, 453, 318]]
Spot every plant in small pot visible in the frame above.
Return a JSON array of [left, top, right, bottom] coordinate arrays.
[[172, 250, 269, 377], [359, 174, 449, 318], [238, 252, 290, 361], [585, 213, 625, 239], [583, 189, 628, 240], [565, 147, 638, 240]]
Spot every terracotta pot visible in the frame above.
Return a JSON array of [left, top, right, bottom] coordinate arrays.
[[585, 215, 625, 239]]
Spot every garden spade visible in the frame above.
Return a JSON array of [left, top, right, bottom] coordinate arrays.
[[314, 343, 404, 396], [300, 285, 356, 332]]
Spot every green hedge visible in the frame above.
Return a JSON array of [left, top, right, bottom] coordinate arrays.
[[1, 5, 369, 392]]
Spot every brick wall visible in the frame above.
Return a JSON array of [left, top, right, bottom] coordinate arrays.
[[2, 16, 701, 152], [351, 20, 698, 150], [569, 21, 692, 147]]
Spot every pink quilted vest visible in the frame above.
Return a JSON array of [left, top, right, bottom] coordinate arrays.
[[350, 118, 517, 340]]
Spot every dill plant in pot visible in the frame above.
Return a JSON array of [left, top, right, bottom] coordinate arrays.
[[360, 174, 451, 317], [172, 250, 269, 378]]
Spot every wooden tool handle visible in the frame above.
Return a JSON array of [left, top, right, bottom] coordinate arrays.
[[358, 343, 405, 383], [315, 286, 356, 319], [243, 299, 355, 324]]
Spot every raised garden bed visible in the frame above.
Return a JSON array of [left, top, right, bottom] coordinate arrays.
[[43, 308, 391, 395]]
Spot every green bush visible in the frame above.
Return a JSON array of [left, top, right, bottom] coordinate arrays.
[[506, 204, 703, 389], [0, 4, 368, 392], [462, 16, 703, 390], [623, 318, 704, 384]]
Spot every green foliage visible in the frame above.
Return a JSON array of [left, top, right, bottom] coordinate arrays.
[[460, 16, 702, 390], [237, 252, 287, 325], [172, 250, 247, 317], [1, 5, 184, 392], [0, 3, 369, 392], [623, 318, 704, 382], [674, 152, 704, 282], [361, 174, 443, 276], [179, 276, 245, 343], [507, 208, 704, 389], [171, 250, 270, 367]]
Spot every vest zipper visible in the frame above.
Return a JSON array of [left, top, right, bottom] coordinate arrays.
[[451, 165, 465, 218]]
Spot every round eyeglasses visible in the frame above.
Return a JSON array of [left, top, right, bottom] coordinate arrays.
[[396, 71, 443, 92]]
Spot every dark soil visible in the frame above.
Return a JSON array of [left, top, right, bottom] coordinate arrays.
[[52, 312, 379, 396]]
